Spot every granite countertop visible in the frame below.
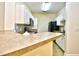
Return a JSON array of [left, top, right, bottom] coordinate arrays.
[[0, 31, 62, 55]]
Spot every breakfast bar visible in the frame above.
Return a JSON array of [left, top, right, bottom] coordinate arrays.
[[0, 31, 62, 56]]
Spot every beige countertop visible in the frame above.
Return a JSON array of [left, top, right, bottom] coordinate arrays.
[[0, 31, 62, 55]]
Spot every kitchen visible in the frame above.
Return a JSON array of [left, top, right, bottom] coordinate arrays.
[[0, 2, 79, 56], [0, 2, 65, 56]]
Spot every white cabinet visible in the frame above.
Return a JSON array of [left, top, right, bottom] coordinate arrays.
[[56, 7, 65, 26], [15, 4, 29, 24], [56, 14, 64, 26], [56, 14, 65, 26], [4, 3, 31, 31], [15, 4, 36, 25], [16, 4, 33, 24], [15, 3, 38, 30], [0, 2, 36, 31]]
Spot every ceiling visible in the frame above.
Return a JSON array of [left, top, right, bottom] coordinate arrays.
[[24, 2, 66, 13]]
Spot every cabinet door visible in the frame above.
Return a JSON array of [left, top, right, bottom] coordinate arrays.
[[22, 41, 53, 56], [24, 7, 30, 24], [16, 4, 26, 24], [56, 14, 64, 26], [5, 41, 53, 56]]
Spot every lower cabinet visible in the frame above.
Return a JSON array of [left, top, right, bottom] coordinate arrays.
[[4, 41, 53, 56], [22, 41, 53, 56]]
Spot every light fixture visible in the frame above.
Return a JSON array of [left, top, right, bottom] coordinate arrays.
[[41, 2, 52, 11]]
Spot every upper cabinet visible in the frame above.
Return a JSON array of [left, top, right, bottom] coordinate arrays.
[[16, 4, 29, 24], [56, 14, 64, 26], [15, 3, 35, 24], [55, 7, 65, 26], [0, 2, 36, 31]]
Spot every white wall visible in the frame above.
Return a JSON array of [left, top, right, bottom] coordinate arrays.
[[65, 2, 79, 55], [32, 13, 57, 32], [4, 2, 16, 31], [0, 2, 5, 31]]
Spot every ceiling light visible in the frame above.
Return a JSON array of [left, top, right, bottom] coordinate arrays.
[[41, 2, 52, 11]]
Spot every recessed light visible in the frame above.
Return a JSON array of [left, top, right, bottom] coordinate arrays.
[[41, 2, 52, 11]]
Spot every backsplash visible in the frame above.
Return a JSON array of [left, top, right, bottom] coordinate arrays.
[[15, 24, 37, 34]]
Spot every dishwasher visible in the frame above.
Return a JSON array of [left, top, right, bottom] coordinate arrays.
[[55, 35, 65, 51]]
